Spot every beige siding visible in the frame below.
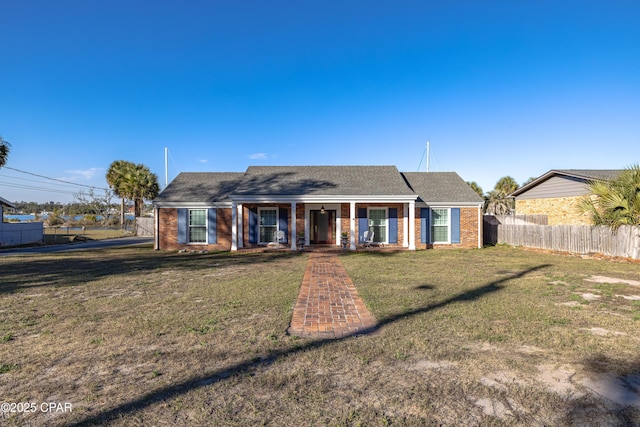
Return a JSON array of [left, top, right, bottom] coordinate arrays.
[[517, 176, 589, 200]]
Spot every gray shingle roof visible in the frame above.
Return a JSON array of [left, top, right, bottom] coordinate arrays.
[[154, 172, 245, 203], [154, 167, 481, 204], [238, 166, 415, 196], [402, 172, 484, 204], [0, 196, 15, 208], [510, 169, 625, 197], [553, 169, 624, 181]]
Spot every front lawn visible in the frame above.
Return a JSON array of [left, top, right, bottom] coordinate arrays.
[[1, 246, 639, 426]]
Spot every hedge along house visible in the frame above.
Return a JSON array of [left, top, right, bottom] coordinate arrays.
[[152, 166, 484, 251]]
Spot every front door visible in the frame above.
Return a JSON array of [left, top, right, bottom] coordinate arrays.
[[310, 210, 335, 244]]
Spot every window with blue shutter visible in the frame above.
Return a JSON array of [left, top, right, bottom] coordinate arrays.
[[451, 208, 460, 244], [248, 207, 258, 244], [278, 207, 288, 243], [208, 208, 217, 244], [177, 208, 187, 244], [358, 208, 368, 242], [388, 208, 398, 244], [420, 208, 430, 244]]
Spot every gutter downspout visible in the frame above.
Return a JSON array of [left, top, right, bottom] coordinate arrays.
[[154, 207, 160, 250], [478, 203, 483, 249]]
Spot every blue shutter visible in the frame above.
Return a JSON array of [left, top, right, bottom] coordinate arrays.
[[278, 207, 288, 243], [208, 208, 217, 244], [420, 208, 430, 243], [358, 208, 368, 242], [451, 208, 460, 244], [177, 208, 187, 244], [388, 208, 398, 244], [249, 207, 258, 244]]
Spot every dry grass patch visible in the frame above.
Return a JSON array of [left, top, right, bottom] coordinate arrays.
[[1, 245, 639, 426]]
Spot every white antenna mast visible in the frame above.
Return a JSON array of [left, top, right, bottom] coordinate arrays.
[[426, 140, 430, 172], [164, 147, 168, 188]]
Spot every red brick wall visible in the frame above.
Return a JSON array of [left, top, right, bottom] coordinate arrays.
[[340, 204, 350, 238], [296, 204, 305, 241], [459, 207, 480, 248], [159, 204, 481, 251], [158, 208, 233, 251], [414, 207, 480, 250]]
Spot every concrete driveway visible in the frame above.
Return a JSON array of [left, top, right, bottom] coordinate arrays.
[[0, 237, 153, 256]]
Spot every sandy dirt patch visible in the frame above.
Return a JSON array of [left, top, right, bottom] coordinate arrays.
[[616, 294, 640, 300], [580, 327, 626, 337], [410, 360, 457, 370], [584, 275, 640, 287]]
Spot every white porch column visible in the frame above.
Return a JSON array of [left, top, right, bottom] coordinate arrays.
[[231, 201, 238, 251], [408, 200, 416, 250], [403, 203, 409, 247], [290, 201, 297, 251], [349, 202, 356, 250], [237, 204, 243, 248]]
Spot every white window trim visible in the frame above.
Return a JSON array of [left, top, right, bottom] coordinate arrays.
[[258, 207, 279, 244], [188, 208, 208, 244], [367, 206, 389, 244], [431, 208, 451, 244]]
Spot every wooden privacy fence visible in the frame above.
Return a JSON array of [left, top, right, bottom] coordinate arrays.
[[485, 216, 640, 260], [483, 214, 548, 246], [136, 217, 154, 237]]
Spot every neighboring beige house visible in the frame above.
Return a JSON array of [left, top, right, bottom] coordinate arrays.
[[509, 169, 624, 225]]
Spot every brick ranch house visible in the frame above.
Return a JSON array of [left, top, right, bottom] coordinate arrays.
[[152, 166, 484, 251]]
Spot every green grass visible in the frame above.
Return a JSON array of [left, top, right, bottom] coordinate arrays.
[[1, 246, 639, 426], [43, 227, 131, 243]]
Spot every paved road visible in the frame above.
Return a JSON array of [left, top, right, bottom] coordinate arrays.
[[0, 237, 154, 256]]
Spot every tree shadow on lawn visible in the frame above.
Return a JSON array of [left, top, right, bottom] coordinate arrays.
[[0, 250, 305, 295], [67, 263, 550, 426], [564, 354, 640, 425]]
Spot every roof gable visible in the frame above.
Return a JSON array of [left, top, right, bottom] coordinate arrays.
[[0, 196, 15, 208], [510, 169, 625, 198], [402, 172, 484, 204], [153, 172, 245, 204]]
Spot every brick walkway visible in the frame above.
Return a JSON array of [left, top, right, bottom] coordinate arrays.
[[287, 253, 377, 339]]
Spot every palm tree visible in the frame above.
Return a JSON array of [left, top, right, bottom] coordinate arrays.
[[466, 181, 484, 198], [485, 190, 513, 215], [578, 164, 640, 229], [106, 160, 160, 225], [495, 176, 518, 195], [0, 136, 11, 169], [126, 163, 160, 217], [106, 160, 132, 227], [485, 176, 519, 215]]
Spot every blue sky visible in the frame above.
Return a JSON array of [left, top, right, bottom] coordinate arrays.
[[1, 1, 639, 203]]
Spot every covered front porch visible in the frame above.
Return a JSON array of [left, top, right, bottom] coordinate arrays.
[[230, 199, 417, 252]]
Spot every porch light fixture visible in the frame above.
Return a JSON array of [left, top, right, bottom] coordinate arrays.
[[320, 205, 325, 214]]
